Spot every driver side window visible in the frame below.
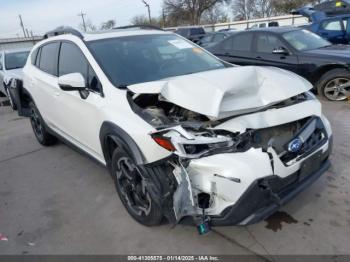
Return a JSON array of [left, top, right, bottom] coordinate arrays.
[[59, 42, 101, 93]]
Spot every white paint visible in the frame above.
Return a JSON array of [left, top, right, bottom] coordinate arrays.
[[58, 73, 86, 88]]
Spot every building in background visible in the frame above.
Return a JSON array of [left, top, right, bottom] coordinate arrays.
[[0, 36, 42, 51]]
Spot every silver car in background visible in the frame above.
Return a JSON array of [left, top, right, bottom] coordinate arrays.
[[0, 48, 30, 110]]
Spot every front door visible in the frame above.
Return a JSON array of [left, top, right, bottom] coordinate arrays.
[[55, 41, 105, 160], [253, 33, 299, 74]]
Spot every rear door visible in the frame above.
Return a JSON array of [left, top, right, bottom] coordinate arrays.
[[30, 42, 61, 127], [318, 18, 346, 44], [342, 17, 350, 43], [213, 33, 255, 65], [253, 32, 299, 73]]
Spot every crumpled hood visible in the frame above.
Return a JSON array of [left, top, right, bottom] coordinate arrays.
[[3, 69, 24, 85], [128, 66, 313, 118]]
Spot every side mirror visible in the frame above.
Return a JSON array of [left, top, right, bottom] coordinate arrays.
[[272, 47, 289, 55], [58, 73, 86, 91]]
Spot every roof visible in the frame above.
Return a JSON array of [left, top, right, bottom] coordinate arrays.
[[83, 28, 170, 42], [248, 26, 301, 34]]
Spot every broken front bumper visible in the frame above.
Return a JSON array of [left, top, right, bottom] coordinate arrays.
[[208, 136, 332, 226]]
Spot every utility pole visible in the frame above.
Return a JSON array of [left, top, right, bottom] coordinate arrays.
[[162, 9, 166, 28], [18, 15, 26, 38], [142, 0, 151, 24], [244, 0, 249, 29], [78, 11, 87, 32]]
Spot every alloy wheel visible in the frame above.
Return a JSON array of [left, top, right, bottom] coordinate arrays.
[[115, 157, 152, 217], [324, 78, 350, 101]]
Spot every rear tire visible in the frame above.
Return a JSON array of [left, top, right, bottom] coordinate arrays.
[[29, 101, 57, 146], [316, 68, 350, 101], [111, 147, 164, 226]]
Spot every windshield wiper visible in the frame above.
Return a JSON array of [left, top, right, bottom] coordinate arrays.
[[318, 44, 333, 49]]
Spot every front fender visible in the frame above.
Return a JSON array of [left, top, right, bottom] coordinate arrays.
[[99, 121, 146, 167]]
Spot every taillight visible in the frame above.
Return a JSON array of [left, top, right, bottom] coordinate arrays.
[[152, 135, 176, 152]]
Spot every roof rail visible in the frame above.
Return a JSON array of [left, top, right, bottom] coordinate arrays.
[[113, 24, 164, 31], [43, 26, 84, 39]]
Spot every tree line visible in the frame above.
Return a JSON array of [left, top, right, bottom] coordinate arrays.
[[134, 0, 322, 27], [80, 0, 323, 31]]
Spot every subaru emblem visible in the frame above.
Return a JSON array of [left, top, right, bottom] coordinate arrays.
[[288, 138, 303, 153]]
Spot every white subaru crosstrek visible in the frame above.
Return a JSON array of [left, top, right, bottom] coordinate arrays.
[[18, 26, 332, 230]]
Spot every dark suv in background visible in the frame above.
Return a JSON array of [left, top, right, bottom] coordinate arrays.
[[208, 27, 350, 101], [174, 26, 206, 43]]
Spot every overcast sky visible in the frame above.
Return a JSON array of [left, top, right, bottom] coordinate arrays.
[[0, 0, 164, 38]]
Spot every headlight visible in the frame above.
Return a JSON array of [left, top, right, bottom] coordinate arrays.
[[151, 125, 248, 159]]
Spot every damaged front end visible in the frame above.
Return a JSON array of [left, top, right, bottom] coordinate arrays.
[[127, 67, 332, 229]]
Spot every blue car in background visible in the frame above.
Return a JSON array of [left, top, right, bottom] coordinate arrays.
[[294, 4, 350, 44]]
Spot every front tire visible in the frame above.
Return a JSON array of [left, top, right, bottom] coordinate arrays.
[[317, 69, 350, 101], [29, 102, 57, 146], [111, 148, 163, 226]]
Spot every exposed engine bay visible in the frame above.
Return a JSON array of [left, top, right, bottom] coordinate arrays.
[[128, 92, 315, 160], [130, 93, 211, 127], [124, 66, 332, 230], [126, 90, 331, 230]]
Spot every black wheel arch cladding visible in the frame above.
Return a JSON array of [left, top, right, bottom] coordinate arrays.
[[100, 122, 178, 223], [99, 121, 146, 167]]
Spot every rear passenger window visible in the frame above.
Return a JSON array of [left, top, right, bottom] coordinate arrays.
[[59, 42, 101, 92], [232, 34, 253, 51], [39, 43, 60, 76], [221, 37, 233, 51], [213, 34, 225, 42], [322, 20, 342, 31]]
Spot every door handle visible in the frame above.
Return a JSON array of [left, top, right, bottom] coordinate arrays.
[[54, 91, 60, 97], [255, 56, 263, 60]]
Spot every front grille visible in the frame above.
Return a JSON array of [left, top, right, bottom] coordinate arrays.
[[280, 117, 327, 164]]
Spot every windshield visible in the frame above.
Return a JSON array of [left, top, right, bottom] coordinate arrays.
[[88, 34, 225, 87], [5, 51, 29, 70], [283, 29, 331, 51]]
